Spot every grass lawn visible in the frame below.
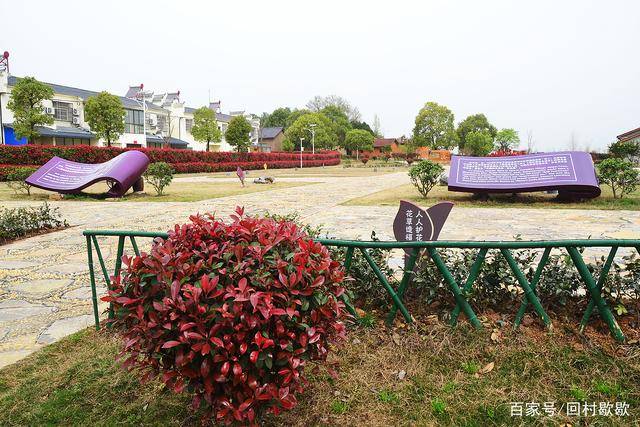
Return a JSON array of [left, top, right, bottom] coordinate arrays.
[[179, 164, 408, 179], [0, 180, 312, 203], [343, 183, 640, 210], [0, 316, 637, 426]]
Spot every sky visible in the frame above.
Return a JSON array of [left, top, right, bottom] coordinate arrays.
[[1, 0, 639, 151]]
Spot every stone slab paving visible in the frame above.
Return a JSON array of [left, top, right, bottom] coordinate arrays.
[[1, 172, 639, 368]]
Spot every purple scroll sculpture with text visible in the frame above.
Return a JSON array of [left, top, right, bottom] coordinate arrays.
[[448, 151, 601, 199], [26, 150, 150, 198]]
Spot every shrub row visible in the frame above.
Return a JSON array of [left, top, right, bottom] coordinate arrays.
[[171, 159, 339, 174], [0, 203, 68, 244], [0, 145, 340, 166]]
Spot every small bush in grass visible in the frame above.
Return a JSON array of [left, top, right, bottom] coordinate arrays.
[[597, 158, 639, 199], [6, 167, 36, 195], [144, 162, 173, 195], [0, 203, 67, 244], [104, 207, 347, 424], [408, 160, 444, 198]]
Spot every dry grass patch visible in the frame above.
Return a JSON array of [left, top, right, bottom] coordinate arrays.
[[1, 314, 638, 426]]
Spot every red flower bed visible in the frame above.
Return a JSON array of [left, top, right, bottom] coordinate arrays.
[[488, 150, 528, 157], [0, 146, 340, 180], [103, 208, 348, 424], [0, 145, 340, 167]]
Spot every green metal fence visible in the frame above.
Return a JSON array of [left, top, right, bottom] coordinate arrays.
[[84, 229, 640, 342]]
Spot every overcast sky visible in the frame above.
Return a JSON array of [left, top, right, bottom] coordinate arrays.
[[1, 0, 639, 151]]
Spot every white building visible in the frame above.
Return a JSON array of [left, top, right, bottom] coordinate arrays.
[[0, 70, 260, 151]]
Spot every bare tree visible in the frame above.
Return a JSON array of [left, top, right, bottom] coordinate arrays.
[[526, 130, 535, 153], [569, 131, 578, 151], [160, 111, 175, 149], [305, 95, 361, 122]]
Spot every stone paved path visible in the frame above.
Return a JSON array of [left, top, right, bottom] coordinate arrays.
[[1, 171, 639, 368]]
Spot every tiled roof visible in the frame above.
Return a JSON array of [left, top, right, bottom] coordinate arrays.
[[260, 127, 283, 139], [373, 138, 398, 148], [617, 126, 640, 142]]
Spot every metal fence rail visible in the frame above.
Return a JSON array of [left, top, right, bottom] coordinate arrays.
[[84, 229, 640, 342]]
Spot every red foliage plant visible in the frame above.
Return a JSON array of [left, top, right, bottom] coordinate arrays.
[[102, 207, 348, 424]]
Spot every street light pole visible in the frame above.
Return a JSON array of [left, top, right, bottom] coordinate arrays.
[[299, 137, 305, 168]]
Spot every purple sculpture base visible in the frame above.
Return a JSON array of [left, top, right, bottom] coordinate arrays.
[[26, 151, 150, 198], [448, 152, 601, 200]]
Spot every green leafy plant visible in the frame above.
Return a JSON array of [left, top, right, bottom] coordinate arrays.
[[0, 203, 67, 244], [84, 91, 125, 147], [6, 76, 54, 142], [431, 398, 446, 415], [225, 115, 253, 152], [330, 400, 349, 414], [464, 130, 494, 156], [597, 158, 639, 199], [608, 139, 639, 161], [103, 207, 348, 423], [6, 167, 36, 195], [377, 389, 399, 403], [408, 160, 445, 198], [143, 162, 173, 196]]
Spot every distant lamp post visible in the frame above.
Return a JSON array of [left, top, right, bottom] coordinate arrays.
[[299, 137, 305, 168], [305, 123, 317, 154]]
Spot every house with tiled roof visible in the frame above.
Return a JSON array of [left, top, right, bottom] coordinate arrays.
[[616, 126, 640, 144], [0, 66, 260, 151]]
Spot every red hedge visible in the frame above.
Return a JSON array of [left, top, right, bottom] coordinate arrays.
[[0, 145, 340, 167], [103, 208, 348, 423]]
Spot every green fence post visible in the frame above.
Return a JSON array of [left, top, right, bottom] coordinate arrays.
[[501, 248, 552, 328], [514, 247, 551, 328], [129, 236, 140, 257], [579, 246, 618, 332], [386, 249, 419, 325], [109, 236, 126, 320], [450, 248, 488, 326], [90, 235, 111, 285], [341, 246, 359, 320], [360, 248, 413, 323], [86, 235, 100, 330], [567, 246, 624, 342], [427, 247, 482, 328]]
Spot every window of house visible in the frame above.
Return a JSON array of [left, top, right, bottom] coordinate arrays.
[[185, 118, 193, 133], [157, 114, 167, 132], [53, 101, 71, 122], [125, 109, 144, 134], [57, 137, 88, 146]]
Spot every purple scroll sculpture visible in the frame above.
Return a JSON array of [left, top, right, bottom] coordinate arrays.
[[448, 151, 601, 199], [26, 150, 150, 198]]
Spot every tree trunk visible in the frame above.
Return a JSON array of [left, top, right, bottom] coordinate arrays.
[[206, 140, 210, 152]]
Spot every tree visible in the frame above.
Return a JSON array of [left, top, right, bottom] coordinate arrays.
[[225, 115, 253, 152], [408, 160, 444, 198], [456, 114, 497, 153], [412, 101, 458, 149], [494, 128, 520, 152], [465, 130, 494, 156], [144, 162, 174, 196], [191, 107, 222, 152], [608, 140, 640, 161], [284, 113, 337, 151], [306, 95, 361, 122], [160, 110, 176, 149], [372, 114, 382, 137], [84, 92, 125, 147], [344, 129, 374, 160], [321, 105, 352, 145], [285, 109, 311, 129], [350, 120, 374, 135], [597, 158, 639, 199], [526, 130, 535, 153], [261, 107, 292, 129], [7, 76, 54, 143]]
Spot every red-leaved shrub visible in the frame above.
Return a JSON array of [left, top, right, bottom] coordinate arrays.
[[103, 207, 348, 424]]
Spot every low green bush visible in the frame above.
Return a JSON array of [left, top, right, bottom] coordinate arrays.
[[597, 158, 639, 199], [143, 162, 173, 196], [409, 160, 444, 198], [0, 203, 68, 244], [6, 167, 37, 195]]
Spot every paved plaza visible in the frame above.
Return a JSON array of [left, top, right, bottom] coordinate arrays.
[[1, 171, 639, 368]]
